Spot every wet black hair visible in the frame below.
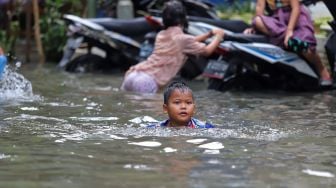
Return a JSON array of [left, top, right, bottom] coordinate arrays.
[[163, 81, 194, 104], [162, 0, 188, 29]]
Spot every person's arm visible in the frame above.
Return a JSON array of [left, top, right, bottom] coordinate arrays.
[[201, 28, 225, 56], [284, 0, 300, 47], [195, 30, 213, 42], [255, 0, 266, 16]]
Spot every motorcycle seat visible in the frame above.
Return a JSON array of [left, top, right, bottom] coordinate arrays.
[[188, 16, 250, 33], [225, 33, 269, 43], [88, 17, 156, 37]]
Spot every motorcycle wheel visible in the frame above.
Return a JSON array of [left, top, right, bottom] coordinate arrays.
[[65, 54, 107, 73], [207, 78, 235, 92]]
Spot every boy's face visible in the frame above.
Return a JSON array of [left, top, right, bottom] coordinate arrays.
[[163, 89, 195, 126]]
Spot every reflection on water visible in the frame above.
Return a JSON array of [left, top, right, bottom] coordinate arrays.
[[0, 64, 335, 188]]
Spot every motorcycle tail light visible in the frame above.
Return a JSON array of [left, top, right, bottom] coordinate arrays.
[[145, 16, 163, 29], [215, 46, 229, 55]]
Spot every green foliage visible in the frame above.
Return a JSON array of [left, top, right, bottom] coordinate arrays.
[[216, 0, 254, 23], [40, 0, 85, 62], [0, 22, 19, 55], [0, 0, 86, 62]]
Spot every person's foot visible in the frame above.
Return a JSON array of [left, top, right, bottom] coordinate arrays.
[[320, 78, 333, 86], [319, 70, 333, 86]]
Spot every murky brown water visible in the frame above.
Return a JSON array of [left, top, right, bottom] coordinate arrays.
[[0, 63, 335, 188]]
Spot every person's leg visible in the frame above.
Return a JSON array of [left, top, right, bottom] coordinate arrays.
[[302, 50, 332, 82], [253, 16, 271, 35]]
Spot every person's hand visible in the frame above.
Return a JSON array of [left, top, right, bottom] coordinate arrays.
[[212, 28, 225, 41], [284, 29, 293, 48], [243, 28, 255, 34]]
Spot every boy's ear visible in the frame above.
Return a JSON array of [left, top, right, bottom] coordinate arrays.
[[163, 104, 168, 113]]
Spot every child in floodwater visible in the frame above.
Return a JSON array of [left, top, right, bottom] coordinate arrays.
[[148, 81, 214, 128]]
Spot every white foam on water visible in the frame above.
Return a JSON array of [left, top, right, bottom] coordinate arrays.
[[198, 142, 224, 150], [128, 141, 162, 147], [186, 138, 207, 144], [55, 139, 66, 143], [163, 147, 177, 153], [4, 114, 67, 123], [20, 107, 39, 111], [302, 169, 335, 178], [69, 117, 119, 121], [207, 159, 222, 164], [203, 149, 220, 154], [102, 125, 290, 141], [60, 130, 89, 141], [0, 65, 39, 102], [129, 116, 158, 124], [44, 102, 77, 107], [123, 164, 153, 171], [0, 154, 11, 159], [110, 134, 128, 140]]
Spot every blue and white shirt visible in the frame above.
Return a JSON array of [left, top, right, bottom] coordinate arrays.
[[148, 118, 214, 128]]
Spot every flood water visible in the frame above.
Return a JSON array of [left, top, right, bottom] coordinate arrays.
[[0, 63, 335, 188]]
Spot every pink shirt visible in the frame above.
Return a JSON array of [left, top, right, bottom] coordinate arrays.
[[126, 26, 206, 87]]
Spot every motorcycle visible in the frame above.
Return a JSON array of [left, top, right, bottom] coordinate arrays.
[[132, 0, 219, 19], [58, 14, 161, 73], [58, 0, 221, 73], [200, 0, 336, 92]]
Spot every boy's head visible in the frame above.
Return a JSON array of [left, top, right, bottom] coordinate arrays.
[[162, 0, 188, 29], [163, 81, 195, 126]]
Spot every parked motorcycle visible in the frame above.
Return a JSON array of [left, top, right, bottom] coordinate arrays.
[[58, 14, 161, 73], [200, 0, 336, 92], [58, 0, 222, 73], [132, 0, 219, 19]]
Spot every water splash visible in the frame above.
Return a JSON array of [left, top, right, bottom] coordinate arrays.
[[0, 62, 39, 102]]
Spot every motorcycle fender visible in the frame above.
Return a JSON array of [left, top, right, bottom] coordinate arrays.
[[58, 37, 84, 68], [68, 37, 84, 50], [90, 47, 107, 59]]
